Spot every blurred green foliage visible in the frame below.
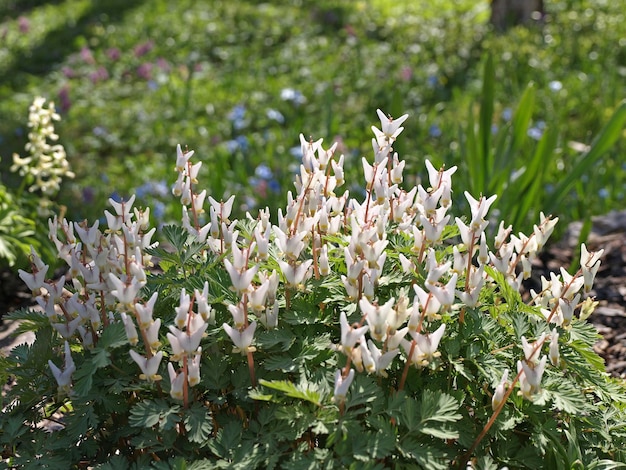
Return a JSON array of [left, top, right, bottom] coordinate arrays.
[[0, 0, 624, 235]]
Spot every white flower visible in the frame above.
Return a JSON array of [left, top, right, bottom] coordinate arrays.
[[145, 319, 161, 350], [464, 192, 497, 233], [424, 159, 457, 207], [208, 195, 236, 222], [409, 323, 446, 364], [129, 350, 163, 382], [549, 328, 560, 367], [492, 369, 509, 411], [223, 322, 257, 354], [412, 284, 442, 324], [167, 321, 207, 356], [48, 341, 75, 394], [224, 258, 258, 294], [371, 109, 409, 148], [135, 292, 159, 329], [174, 288, 191, 328], [521, 333, 546, 364], [558, 294, 581, 326], [277, 259, 312, 289], [273, 227, 308, 260], [333, 368, 355, 403], [364, 340, 398, 377], [168, 363, 185, 400], [427, 273, 458, 312], [120, 312, 138, 345], [108, 274, 142, 308], [518, 356, 547, 399], [18, 265, 48, 294], [360, 297, 395, 342], [227, 303, 246, 328], [339, 311, 368, 354], [175, 144, 194, 172], [188, 349, 202, 386], [580, 243, 603, 294]]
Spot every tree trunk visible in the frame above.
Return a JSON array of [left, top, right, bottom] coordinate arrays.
[[490, 0, 545, 31]]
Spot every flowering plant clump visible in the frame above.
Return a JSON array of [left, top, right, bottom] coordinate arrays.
[[2, 110, 626, 468], [10, 96, 74, 216], [0, 97, 72, 267]]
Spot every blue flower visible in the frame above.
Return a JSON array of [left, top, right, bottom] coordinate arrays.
[[235, 135, 249, 151], [598, 188, 609, 199], [225, 140, 239, 154], [289, 146, 303, 160], [268, 179, 281, 193], [228, 104, 246, 122], [266, 108, 285, 123], [527, 127, 543, 140], [153, 201, 166, 220], [153, 180, 169, 197], [548, 80, 563, 92], [93, 126, 108, 137], [527, 120, 546, 140], [428, 124, 442, 138], [228, 105, 247, 130], [255, 164, 273, 180], [280, 88, 306, 105], [501, 108, 512, 122]]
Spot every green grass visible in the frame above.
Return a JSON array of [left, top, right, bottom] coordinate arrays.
[[0, 0, 624, 236]]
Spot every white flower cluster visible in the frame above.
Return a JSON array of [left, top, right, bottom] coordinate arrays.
[[27, 108, 605, 410], [19, 195, 155, 395], [10, 97, 74, 214]]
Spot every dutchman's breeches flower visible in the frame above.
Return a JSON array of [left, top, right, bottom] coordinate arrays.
[[48, 341, 76, 395], [517, 355, 547, 399], [333, 368, 355, 403], [130, 350, 163, 382], [223, 322, 257, 354], [492, 369, 509, 411]]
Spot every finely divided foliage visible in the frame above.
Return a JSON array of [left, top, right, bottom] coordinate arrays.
[[2, 110, 626, 468]]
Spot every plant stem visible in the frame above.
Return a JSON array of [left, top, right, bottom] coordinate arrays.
[[247, 350, 257, 387]]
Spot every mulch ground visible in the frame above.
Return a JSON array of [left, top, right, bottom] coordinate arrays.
[[2, 211, 626, 377]]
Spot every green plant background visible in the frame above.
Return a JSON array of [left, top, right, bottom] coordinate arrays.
[[0, 0, 625, 245]]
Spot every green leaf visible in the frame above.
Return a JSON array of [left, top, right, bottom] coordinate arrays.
[[479, 54, 495, 178], [161, 224, 191, 254], [259, 379, 323, 406], [366, 417, 397, 459], [94, 455, 130, 470], [256, 328, 296, 352], [512, 124, 559, 227], [397, 437, 449, 469], [184, 402, 213, 444], [345, 375, 380, 412], [129, 399, 179, 429], [544, 376, 589, 414], [262, 354, 297, 372], [416, 390, 461, 439], [548, 100, 626, 212], [419, 389, 462, 424], [74, 361, 96, 396], [98, 322, 128, 350], [3, 307, 49, 334], [207, 420, 242, 459], [510, 82, 536, 156], [400, 397, 420, 432]]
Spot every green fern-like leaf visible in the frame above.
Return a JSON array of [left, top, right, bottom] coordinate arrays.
[[184, 402, 213, 445], [259, 379, 323, 406], [129, 399, 180, 429]]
